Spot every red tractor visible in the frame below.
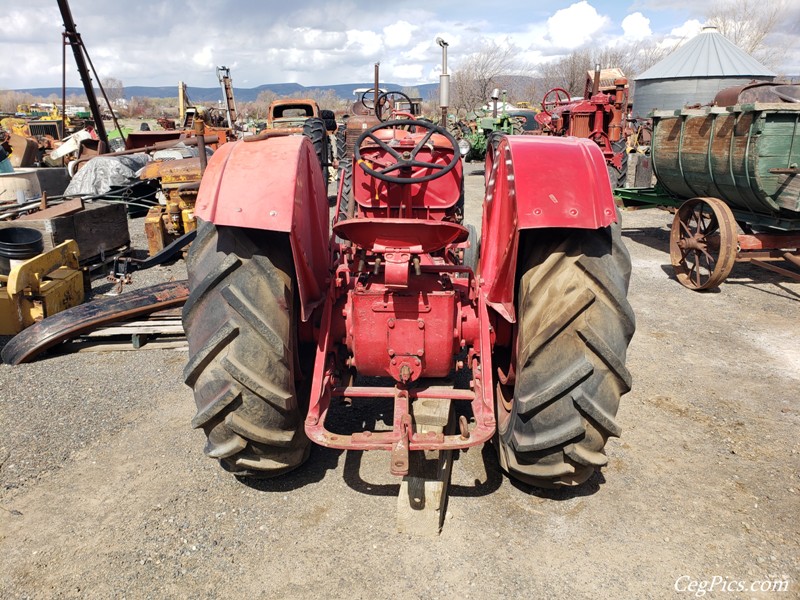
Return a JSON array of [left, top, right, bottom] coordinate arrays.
[[182, 89, 635, 490], [537, 66, 630, 188]]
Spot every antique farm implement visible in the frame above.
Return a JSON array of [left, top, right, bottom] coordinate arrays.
[[617, 86, 800, 290]]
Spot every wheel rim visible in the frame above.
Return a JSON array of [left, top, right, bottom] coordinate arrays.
[[670, 197, 738, 290]]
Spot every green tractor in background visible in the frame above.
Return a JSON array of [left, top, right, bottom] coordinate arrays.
[[453, 89, 537, 161]]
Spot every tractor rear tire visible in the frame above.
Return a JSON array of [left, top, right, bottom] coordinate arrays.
[[495, 223, 635, 488], [607, 138, 628, 189], [182, 221, 309, 478], [335, 128, 352, 222], [303, 117, 329, 186]]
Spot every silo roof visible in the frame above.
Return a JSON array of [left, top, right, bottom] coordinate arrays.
[[636, 26, 776, 81]]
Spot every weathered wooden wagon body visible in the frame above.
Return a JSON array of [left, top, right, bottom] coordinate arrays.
[[651, 103, 800, 229]]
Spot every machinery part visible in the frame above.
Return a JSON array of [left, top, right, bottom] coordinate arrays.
[[670, 197, 738, 290], [463, 223, 478, 274], [57, 0, 108, 145], [0, 240, 84, 336], [302, 117, 330, 185], [457, 137, 471, 157], [541, 87, 570, 117], [110, 229, 197, 284], [495, 224, 635, 487], [607, 138, 628, 189], [355, 120, 459, 184], [1, 280, 188, 364], [182, 221, 309, 477], [194, 134, 330, 323], [376, 91, 413, 121]]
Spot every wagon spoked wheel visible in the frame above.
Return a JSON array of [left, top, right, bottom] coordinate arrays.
[[670, 197, 738, 290]]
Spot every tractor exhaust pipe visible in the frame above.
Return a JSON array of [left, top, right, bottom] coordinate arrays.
[[374, 62, 380, 116], [437, 37, 450, 127], [591, 63, 601, 97]]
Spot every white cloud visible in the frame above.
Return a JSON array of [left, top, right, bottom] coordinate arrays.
[[2, 0, 793, 90], [192, 46, 214, 69], [545, 1, 610, 49], [297, 28, 348, 50], [668, 19, 703, 41], [383, 21, 416, 48], [345, 29, 383, 58], [390, 63, 424, 80], [403, 41, 434, 62], [621, 12, 652, 41]]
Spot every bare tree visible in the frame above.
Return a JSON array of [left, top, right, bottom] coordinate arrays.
[[101, 77, 125, 104], [0, 90, 36, 114], [294, 88, 349, 113], [451, 41, 517, 114], [537, 49, 593, 98], [248, 89, 278, 119], [705, 0, 788, 68], [536, 41, 673, 99]]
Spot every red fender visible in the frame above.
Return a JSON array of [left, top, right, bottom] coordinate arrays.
[[479, 135, 617, 322], [194, 135, 329, 322]]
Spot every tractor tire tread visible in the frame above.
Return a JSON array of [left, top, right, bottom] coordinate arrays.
[[497, 223, 634, 488], [182, 222, 309, 478]]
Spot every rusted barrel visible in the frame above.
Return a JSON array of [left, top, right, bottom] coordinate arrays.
[[651, 103, 800, 218]]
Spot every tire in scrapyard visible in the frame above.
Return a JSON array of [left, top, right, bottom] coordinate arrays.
[[181, 221, 309, 477], [495, 222, 635, 488]]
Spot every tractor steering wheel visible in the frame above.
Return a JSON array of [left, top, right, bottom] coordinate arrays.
[[376, 91, 413, 121], [355, 119, 460, 184], [360, 89, 381, 111], [541, 87, 570, 117]]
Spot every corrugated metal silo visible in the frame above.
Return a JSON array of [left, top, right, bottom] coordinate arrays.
[[632, 26, 776, 116]]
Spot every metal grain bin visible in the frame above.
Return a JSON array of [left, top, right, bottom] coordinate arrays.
[[651, 103, 800, 221]]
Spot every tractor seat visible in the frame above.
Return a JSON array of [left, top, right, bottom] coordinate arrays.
[[333, 218, 468, 254]]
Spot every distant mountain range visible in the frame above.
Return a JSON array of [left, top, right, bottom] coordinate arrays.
[[14, 82, 440, 103]]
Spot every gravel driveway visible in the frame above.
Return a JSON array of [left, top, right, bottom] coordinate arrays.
[[0, 162, 797, 599]]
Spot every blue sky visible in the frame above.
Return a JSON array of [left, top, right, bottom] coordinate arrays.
[[2, 0, 797, 90]]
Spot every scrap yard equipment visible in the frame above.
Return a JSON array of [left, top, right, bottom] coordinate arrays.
[[616, 83, 800, 290], [180, 61, 635, 519], [537, 65, 629, 188], [0, 239, 84, 335]]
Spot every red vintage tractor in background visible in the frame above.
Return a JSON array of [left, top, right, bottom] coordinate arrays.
[[181, 79, 635, 491], [537, 66, 630, 188]]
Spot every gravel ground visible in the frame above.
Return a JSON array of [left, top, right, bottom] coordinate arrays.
[[0, 161, 798, 599]]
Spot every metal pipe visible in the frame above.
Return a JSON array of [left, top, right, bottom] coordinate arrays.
[[437, 37, 450, 127], [195, 120, 207, 176], [373, 63, 380, 116], [57, 0, 108, 145], [61, 33, 66, 145], [70, 135, 219, 169], [591, 63, 601, 98]]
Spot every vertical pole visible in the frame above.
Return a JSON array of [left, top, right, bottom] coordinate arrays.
[[373, 63, 380, 116], [61, 33, 66, 141], [437, 38, 449, 127], [57, 0, 108, 146]]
